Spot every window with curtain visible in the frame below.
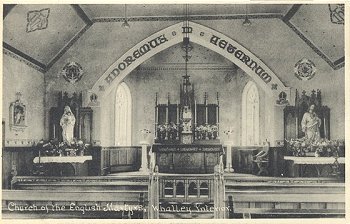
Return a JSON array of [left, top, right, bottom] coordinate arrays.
[[242, 81, 259, 146], [115, 82, 132, 146]]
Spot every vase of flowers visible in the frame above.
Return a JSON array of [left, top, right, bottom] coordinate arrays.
[[286, 138, 344, 157], [224, 128, 234, 141], [168, 122, 178, 140], [139, 128, 151, 143], [35, 138, 89, 157]]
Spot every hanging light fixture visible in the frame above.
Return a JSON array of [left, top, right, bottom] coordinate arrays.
[[242, 4, 251, 26], [182, 4, 192, 78], [122, 4, 130, 28]]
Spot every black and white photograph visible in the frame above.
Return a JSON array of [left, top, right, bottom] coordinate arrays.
[[1, 2, 348, 222]]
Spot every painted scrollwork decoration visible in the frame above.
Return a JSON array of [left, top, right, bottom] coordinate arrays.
[[328, 4, 344, 25], [26, 8, 50, 33], [61, 62, 84, 84], [9, 92, 27, 131], [294, 58, 316, 81]]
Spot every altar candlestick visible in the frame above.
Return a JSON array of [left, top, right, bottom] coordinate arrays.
[[216, 105, 219, 125], [79, 123, 82, 139], [205, 106, 208, 125], [156, 106, 158, 123], [324, 117, 326, 138], [166, 104, 169, 124], [194, 100, 197, 125], [295, 116, 298, 137], [205, 92, 208, 125], [176, 103, 179, 124], [155, 106, 158, 139]]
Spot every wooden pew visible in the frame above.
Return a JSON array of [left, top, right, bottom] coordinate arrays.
[[2, 189, 147, 219], [226, 182, 345, 218], [11, 175, 149, 191]]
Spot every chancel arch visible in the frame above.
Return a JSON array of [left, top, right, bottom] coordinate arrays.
[[96, 21, 290, 146]]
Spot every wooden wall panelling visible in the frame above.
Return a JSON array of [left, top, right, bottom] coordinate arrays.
[[100, 147, 141, 174], [2, 147, 35, 189]]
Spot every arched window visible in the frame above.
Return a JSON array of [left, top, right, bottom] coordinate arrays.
[[242, 81, 259, 146], [115, 82, 132, 146]]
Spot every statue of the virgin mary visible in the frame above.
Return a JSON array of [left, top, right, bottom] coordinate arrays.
[[60, 106, 76, 144]]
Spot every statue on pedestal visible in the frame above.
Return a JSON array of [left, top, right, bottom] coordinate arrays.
[[301, 104, 321, 142], [60, 106, 76, 144]]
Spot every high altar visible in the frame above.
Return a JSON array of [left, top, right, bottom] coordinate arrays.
[[152, 71, 223, 174]]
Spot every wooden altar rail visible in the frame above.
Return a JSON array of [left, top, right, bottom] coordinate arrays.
[[101, 146, 142, 175], [2, 189, 147, 219], [11, 175, 149, 190], [226, 182, 345, 218]]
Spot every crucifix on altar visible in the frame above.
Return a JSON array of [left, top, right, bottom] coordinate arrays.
[[180, 73, 194, 144]]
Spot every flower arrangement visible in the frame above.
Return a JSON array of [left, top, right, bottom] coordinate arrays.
[[139, 128, 151, 134], [286, 137, 344, 157], [196, 124, 218, 140], [156, 123, 179, 141], [36, 138, 90, 157], [157, 124, 169, 133], [223, 129, 234, 140], [157, 123, 178, 133], [139, 128, 151, 141]]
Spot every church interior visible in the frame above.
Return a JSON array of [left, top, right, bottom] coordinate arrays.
[[2, 4, 346, 220]]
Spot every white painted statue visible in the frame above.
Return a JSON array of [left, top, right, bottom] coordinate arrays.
[[301, 104, 321, 142], [60, 106, 76, 144]]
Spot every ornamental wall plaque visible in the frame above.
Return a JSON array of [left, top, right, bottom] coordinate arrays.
[[26, 8, 50, 33], [328, 4, 344, 25], [61, 62, 84, 84], [294, 58, 316, 81], [9, 92, 27, 131]]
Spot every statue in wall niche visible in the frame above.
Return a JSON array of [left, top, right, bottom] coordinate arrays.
[[301, 104, 321, 142], [60, 106, 76, 144]]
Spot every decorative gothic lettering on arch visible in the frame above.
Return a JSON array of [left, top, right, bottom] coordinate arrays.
[[91, 21, 291, 105]]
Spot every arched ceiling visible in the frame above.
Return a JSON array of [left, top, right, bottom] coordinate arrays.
[[3, 4, 345, 73]]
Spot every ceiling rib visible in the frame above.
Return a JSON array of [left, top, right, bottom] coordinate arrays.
[[71, 4, 93, 25], [93, 13, 284, 23], [283, 4, 302, 22], [333, 57, 344, 66], [3, 42, 47, 71], [3, 4, 16, 19], [46, 24, 92, 71]]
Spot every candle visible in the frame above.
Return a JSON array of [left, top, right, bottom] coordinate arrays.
[[53, 124, 56, 138]]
